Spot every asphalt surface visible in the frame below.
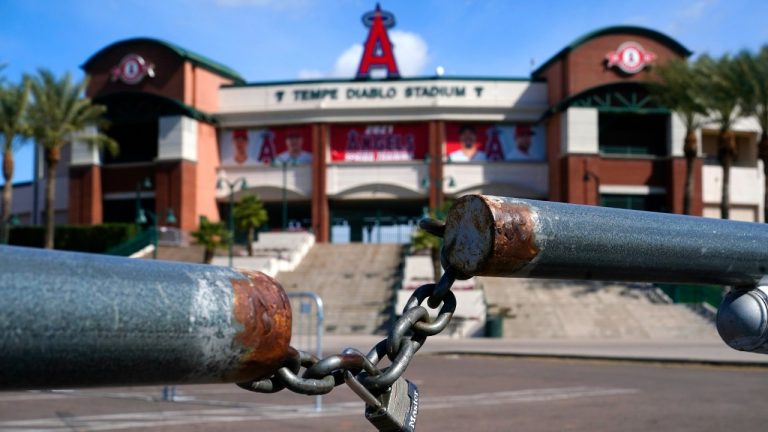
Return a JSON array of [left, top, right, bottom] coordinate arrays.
[[0, 354, 766, 432]]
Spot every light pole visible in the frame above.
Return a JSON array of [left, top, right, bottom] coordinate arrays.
[[217, 177, 247, 267], [421, 175, 456, 209], [272, 159, 297, 231], [134, 177, 152, 228], [136, 208, 176, 259]]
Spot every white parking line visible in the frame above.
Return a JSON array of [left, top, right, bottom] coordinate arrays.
[[0, 386, 638, 431]]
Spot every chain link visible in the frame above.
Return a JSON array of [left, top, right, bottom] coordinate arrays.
[[237, 217, 458, 398]]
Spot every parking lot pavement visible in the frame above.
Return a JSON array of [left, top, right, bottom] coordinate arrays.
[[0, 354, 765, 431], [323, 335, 768, 365]]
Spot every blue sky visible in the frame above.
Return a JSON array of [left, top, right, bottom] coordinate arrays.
[[2, 0, 767, 184]]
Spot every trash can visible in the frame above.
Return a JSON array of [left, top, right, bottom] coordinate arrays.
[[485, 314, 503, 338]]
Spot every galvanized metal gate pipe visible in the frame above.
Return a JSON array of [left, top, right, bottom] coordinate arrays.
[[0, 245, 292, 390], [443, 195, 768, 286], [442, 195, 768, 354]]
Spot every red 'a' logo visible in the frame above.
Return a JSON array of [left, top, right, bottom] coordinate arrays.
[[356, 4, 400, 79], [485, 127, 505, 161], [257, 130, 276, 164]]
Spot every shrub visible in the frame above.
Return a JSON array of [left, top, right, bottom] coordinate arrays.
[[9, 223, 138, 253]]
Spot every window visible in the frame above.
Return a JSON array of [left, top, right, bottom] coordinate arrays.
[[600, 194, 666, 212], [701, 131, 757, 167], [103, 121, 159, 164], [599, 113, 668, 156], [103, 198, 155, 224]]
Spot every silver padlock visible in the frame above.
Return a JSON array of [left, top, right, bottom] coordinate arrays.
[[345, 371, 420, 432]]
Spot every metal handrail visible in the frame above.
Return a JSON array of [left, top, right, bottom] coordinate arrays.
[[104, 228, 154, 257], [287, 291, 325, 411]]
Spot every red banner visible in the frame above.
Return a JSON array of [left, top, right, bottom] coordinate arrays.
[[445, 122, 545, 162], [221, 125, 313, 166], [331, 123, 428, 162]]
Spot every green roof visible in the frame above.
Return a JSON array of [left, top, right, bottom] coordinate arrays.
[[538, 81, 669, 120], [224, 75, 541, 88], [82, 37, 245, 84], [94, 91, 218, 124], [532, 26, 693, 78]]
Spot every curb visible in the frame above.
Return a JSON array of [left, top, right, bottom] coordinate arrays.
[[426, 350, 768, 368]]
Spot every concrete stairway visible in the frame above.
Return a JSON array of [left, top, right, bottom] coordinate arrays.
[[481, 277, 718, 340], [277, 244, 403, 335]]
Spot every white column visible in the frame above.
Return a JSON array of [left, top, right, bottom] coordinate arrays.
[[668, 114, 687, 157], [70, 125, 101, 166], [560, 107, 598, 155], [158, 116, 198, 162]]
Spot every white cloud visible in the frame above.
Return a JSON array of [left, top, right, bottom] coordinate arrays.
[[390, 30, 430, 76], [299, 30, 430, 79], [330, 44, 364, 77]]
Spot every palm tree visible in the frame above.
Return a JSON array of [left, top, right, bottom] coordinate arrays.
[[233, 194, 268, 256], [696, 54, 745, 219], [191, 216, 230, 264], [737, 46, 768, 223], [649, 58, 707, 215], [0, 78, 30, 243], [27, 69, 117, 248]]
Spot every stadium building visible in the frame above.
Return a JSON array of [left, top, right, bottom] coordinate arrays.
[[11, 5, 765, 243]]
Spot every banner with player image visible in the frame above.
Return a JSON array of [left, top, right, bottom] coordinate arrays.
[[444, 123, 545, 162], [220, 126, 313, 166], [330, 123, 429, 162]]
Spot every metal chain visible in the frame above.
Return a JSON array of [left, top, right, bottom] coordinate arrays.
[[237, 217, 457, 397]]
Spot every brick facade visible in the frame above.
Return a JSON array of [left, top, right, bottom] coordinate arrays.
[[537, 28, 699, 215]]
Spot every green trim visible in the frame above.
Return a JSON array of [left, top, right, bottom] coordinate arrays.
[[223, 75, 540, 88], [532, 25, 693, 77], [94, 91, 218, 124], [540, 81, 669, 119], [655, 283, 724, 308], [590, 107, 670, 114], [82, 37, 244, 84], [105, 228, 154, 257]]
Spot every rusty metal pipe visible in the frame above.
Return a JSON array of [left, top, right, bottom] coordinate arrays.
[[0, 245, 291, 390], [443, 195, 768, 286]]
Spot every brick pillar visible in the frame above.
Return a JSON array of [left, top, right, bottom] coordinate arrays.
[[68, 165, 102, 224], [563, 155, 600, 205], [311, 123, 329, 242], [428, 121, 444, 210], [547, 113, 562, 202], [156, 160, 196, 231]]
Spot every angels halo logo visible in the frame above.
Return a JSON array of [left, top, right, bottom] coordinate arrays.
[[356, 3, 400, 79], [111, 54, 156, 84], [605, 41, 656, 74]]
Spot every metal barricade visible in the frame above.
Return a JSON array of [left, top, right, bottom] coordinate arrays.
[[286, 291, 325, 411]]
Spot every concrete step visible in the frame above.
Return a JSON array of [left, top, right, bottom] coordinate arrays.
[[480, 277, 716, 340], [152, 245, 206, 264], [277, 244, 403, 335]]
